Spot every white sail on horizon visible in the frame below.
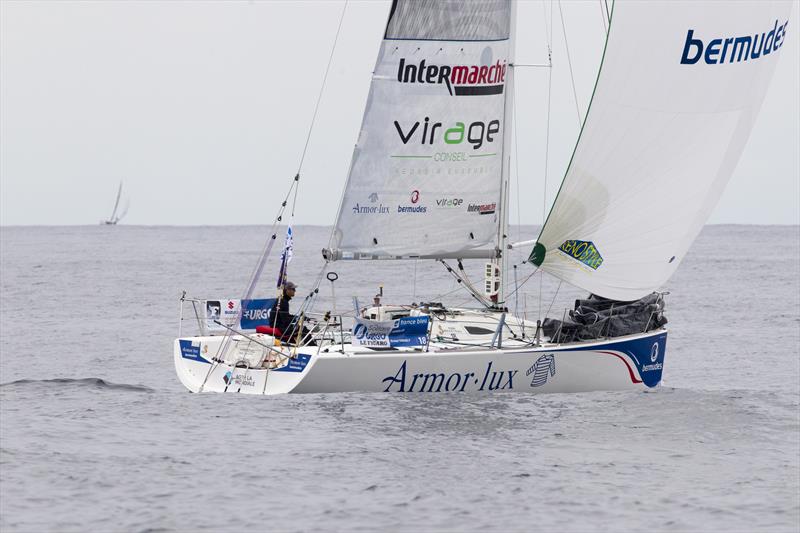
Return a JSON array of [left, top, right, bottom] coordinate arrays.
[[103, 181, 129, 225]]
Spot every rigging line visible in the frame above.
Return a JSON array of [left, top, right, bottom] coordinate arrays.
[[512, 63, 551, 68], [303, 261, 331, 315], [293, 264, 327, 319], [456, 260, 496, 308], [539, 255, 544, 321], [276, 190, 336, 344], [598, 0, 607, 33], [512, 79, 521, 244], [543, 279, 563, 321], [604, 0, 610, 23], [440, 260, 492, 308], [223, 178, 299, 364], [293, 0, 349, 212], [284, 288, 319, 332], [412, 259, 418, 302], [242, 180, 297, 301], [512, 265, 523, 334], [504, 266, 540, 301], [540, 19, 554, 322], [430, 283, 475, 304], [557, 0, 582, 126], [312, 261, 329, 292], [541, 0, 552, 47]]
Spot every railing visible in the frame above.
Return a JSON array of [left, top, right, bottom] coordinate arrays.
[[178, 293, 550, 354], [178, 292, 352, 354]]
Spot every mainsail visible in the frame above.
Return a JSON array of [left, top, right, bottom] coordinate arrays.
[[530, 1, 792, 301], [326, 0, 514, 260]]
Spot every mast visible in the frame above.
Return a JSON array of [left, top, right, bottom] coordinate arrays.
[[495, 0, 517, 308]]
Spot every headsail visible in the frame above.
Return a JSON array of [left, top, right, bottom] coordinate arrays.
[[326, 0, 514, 260], [530, 1, 792, 301]]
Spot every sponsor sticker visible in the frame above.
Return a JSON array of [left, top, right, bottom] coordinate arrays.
[[240, 298, 276, 330], [397, 205, 427, 214], [352, 316, 429, 348], [223, 371, 255, 388], [179, 340, 209, 364], [435, 198, 464, 208], [467, 202, 496, 215], [396, 56, 508, 96], [558, 240, 604, 270], [273, 353, 312, 373], [352, 203, 390, 215], [680, 20, 789, 65], [206, 299, 240, 333]]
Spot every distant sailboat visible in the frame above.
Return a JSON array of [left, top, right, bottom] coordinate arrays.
[[102, 182, 129, 225]]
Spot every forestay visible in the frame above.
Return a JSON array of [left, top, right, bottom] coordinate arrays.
[[326, 0, 514, 260], [530, 1, 792, 301]]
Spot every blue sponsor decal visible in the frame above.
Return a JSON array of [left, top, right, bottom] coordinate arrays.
[[179, 339, 210, 364], [273, 353, 312, 373], [389, 316, 430, 347], [240, 298, 276, 330], [680, 20, 789, 65], [353, 316, 430, 348], [558, 240, 603, 270]]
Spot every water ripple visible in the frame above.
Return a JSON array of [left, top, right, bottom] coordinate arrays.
[[0, 377, 153, 393]]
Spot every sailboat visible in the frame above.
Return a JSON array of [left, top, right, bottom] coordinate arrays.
[[101, 181, 129, 225], [173, 0, 791, 394]]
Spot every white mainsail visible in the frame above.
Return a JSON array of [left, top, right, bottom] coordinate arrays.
[[530, 1, 792, 301], [326, 0, 514, 260]]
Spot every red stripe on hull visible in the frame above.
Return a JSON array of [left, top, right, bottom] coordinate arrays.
[[598, 350, 642, 384]]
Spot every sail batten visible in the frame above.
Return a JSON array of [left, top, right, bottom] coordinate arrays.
[[530, 1, 792, 301]]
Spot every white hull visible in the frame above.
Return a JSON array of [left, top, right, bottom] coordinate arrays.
[[174, 328, 667, 395]]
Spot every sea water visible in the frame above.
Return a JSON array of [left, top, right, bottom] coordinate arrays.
[[1, 225, 798, 532]]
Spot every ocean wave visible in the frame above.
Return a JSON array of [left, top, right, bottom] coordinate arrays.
[[0, 377, 154, 392]]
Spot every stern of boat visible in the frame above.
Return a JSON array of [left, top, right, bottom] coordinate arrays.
[[173, 336, 317, 394]]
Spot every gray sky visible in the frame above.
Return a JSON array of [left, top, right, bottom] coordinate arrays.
[[1, 0, 798, 226]]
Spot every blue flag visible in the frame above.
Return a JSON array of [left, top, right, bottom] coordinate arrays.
[[276, 226, 293, 288]]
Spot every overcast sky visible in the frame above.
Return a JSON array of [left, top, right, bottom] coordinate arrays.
[[1, 0, 798, 226]]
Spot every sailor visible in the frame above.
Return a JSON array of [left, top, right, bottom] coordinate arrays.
[[270, 281, 309, 343]]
